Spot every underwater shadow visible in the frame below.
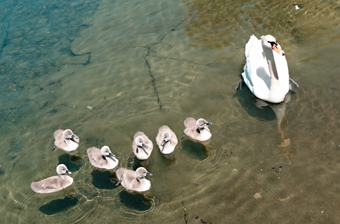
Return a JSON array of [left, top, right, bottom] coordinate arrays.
[[39, 197, 78, 215], [233, 84, 276, 121], [91, 170, 117, 190], [181, 139, 208, 161], [132, 157, 150, 170], [58, 154, 82, 172], [118, 190, 152, 211]]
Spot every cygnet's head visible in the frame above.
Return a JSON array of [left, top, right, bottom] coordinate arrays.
[[63, 129, 79, 143], [136, 167, 152, 179], [56, 164, 72, 175], [135, 136, 148, 148], [196, 118, 213, 129], [161, 131, 171, 146], [101, 146, 116, 161]]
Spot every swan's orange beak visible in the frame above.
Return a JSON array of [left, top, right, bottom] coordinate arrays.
[[272, 44, 281, 54]]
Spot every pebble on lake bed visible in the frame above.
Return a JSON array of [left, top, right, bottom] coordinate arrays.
[[254, 192, 262, 199]]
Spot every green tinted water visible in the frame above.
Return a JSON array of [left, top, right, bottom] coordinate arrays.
[[1, 0, 340, 223]]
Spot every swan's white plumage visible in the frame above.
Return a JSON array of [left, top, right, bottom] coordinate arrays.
[[241, 34, 290, 103]]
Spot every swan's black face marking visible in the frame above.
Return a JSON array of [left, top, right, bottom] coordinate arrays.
[[268, 41, 278, 47]]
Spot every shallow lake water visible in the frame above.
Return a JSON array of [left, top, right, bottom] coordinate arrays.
[[1, 0, 340, 223]]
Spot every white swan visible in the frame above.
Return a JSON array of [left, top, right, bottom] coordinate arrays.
[[87, 146, 119, 170], [238, 34, 298, 103], [31, 164, 73, 194]]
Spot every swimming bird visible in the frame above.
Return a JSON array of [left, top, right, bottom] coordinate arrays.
[[87, 146, 119, 170], [156, 125, 178, 154], [184, 117, 213, 142], [53, 129, 79, 152], [116, 167, 152, 192], [236, 34, 299, 103], [132, 132, 153, 160], [31, 164, 73, 194]]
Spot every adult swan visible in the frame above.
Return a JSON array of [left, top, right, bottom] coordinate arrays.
[[236, 35, 299, 103]]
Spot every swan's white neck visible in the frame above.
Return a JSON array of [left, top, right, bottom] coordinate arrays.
[[263, 46, 285, 102], [263, 47, 280, 85]]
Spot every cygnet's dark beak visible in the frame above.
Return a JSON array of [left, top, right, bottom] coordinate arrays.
[[108, 153, 116, 162]]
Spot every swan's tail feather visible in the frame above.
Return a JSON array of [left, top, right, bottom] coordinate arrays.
[[289, 78, 299, 90], [245, 34, 259, 57]]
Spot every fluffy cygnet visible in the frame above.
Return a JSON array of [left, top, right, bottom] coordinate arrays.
[[53, 129, 79, 152], [156, 125, 178, 154], [184, 117, 213, 141], [87, 146, 119, 170], [31, 164, 73, 194], [132, 132, 153, 160], [116, 167, 152, 192]]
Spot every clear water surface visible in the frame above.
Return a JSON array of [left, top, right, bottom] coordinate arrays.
[[0, 0, 340, 223]]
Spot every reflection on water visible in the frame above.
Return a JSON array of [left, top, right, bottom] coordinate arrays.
[[251, 92, 296, 163], [234, 86, 296, 163], [1, 0, 340, 223]]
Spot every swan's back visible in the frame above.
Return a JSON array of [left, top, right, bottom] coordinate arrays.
[[242, 34, 290, 103]]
